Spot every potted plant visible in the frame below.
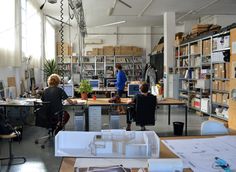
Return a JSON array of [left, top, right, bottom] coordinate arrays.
[[76, 80, 92, 100], [43, 59, 58, 80]]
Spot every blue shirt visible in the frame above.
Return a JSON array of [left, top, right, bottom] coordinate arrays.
[[116, 70, 127, 91]]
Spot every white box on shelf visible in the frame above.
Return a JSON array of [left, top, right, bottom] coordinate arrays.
[[201, 98, 210, 113], [195, 79, 210, 89]]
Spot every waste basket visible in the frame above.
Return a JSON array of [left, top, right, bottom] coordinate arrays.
[[173, 122, 184, 136]]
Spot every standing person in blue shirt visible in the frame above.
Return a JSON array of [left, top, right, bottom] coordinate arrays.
[[115, 64, 127, 114], [115, 64, 127, 98]]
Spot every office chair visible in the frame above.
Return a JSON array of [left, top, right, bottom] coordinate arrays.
[[0, 132, 26, 168], [201, 120, 229, 135], [127, 94, 157, 130], [34, 101, 64, 149]]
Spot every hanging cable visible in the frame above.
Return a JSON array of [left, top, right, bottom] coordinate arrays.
[[59, 0, 64, 88]]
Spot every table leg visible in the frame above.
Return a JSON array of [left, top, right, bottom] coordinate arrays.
[[185, 105, 187, 136], [84, 107, 89, 131], [168, 105, 171, 125]]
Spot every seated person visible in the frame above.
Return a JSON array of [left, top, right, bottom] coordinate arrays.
[[126, 83, 156, 131], [41, 74, 74, 134]]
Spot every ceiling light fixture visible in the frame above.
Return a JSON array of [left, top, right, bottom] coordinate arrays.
[[118, 0, 132, 8], [138, 0, 153, 17], [96, 21, 126, 27], [176, 0, 220, 22]]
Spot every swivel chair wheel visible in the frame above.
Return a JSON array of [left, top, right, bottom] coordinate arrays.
[[35, 140, 38, 144], [41, 145, 45, 149]]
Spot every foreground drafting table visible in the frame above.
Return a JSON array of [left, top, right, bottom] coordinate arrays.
[[59, 135, 212, 172]]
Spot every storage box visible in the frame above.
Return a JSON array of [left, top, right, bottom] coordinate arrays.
[[132, 47, 143, 56], [201, 98, 210, 113], [103, 46, 114, 56], [91, 48, 99, 56], [114, 46, 121, 55], [212, 81, 219, 90], [216, 93, 223, 104], [195, 79, 210, 89], [57, 42, 69, 55], [212, 93, 217, 103], [98, 48, 104, 55], [225, 63, 230, 78], [120, 46, 133, 55], [190, 44, 199, 54], [222, 94, 229, 104]]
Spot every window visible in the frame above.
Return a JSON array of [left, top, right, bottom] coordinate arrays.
[[45, 20, 56, 60], [0, 0, 20, 66], [22, 0, 42, 67]]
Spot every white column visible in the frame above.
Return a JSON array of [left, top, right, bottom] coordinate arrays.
[[145, 26, 152, 63], [164, 12, 175, 98]]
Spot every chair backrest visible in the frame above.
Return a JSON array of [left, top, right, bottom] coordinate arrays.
[[201, 120, 229, 135], [134, 94, 157, 126], [34, 101, 51, 128]]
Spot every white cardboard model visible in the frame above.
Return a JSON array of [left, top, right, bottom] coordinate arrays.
[[55, 130, 160, 158]]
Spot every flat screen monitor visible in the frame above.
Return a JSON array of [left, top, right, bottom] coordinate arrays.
[[128, 84, 140, 97], [60, 84, 74, 97], [89, 80, 99, 89], [105, 78, 117, 88], [151, 85, 158, 96]]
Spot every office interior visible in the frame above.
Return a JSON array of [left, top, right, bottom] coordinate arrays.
[[1, 0, 236, 171]]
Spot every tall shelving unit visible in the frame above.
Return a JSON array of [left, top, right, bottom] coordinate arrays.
[[57, 55, 79, 79], [211, 31, 230, 120], [176, 30, 230, 121], [81, 55, 144, 81]]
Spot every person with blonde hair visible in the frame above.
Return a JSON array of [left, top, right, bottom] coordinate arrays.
[[41, 74, 73, 134]]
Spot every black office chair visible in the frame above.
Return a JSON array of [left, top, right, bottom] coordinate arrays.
[[34, 101, 63, 149], [127, 94, 157, 130]]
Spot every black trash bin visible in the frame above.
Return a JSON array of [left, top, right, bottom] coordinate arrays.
[[173, 122, 184, 136]]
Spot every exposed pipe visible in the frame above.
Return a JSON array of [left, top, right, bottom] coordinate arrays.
[[87, 32, 163, 35], [45, 14, 72, 26], [138, 0, 153, 17]]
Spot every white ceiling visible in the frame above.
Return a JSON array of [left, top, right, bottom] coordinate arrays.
[[38, 0, 236, 27]]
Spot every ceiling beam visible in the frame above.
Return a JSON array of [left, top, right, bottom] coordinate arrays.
[[138, 0, 153, 17]]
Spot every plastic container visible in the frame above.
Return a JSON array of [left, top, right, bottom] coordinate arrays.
[[173, 122, 184, 136]]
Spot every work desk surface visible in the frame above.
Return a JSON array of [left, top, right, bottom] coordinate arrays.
[[59, 135, 212, 172]]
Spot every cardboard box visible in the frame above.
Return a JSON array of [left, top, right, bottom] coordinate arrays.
[[212, 93, 217, 103], [213, 64, 220, 78], [7, 77, 16, 87], [218, 64, 225, 78], [225, 63, 230, 79], [212, 81, 219, 90], [190, 44, 199, 54], [133, 47, 143, 56], [114, 46, 121, 55], [225, 81, 230, 92], [98, 48, 104, 55], [216, 93, 223, 104], [222, 93, 229, 104], [103, 46, 114, 56], [57, 42, 69, 55], [91, 48, 99, 56], [120, 46, 133, 55], [228, 99, 236, 130], [218, 81, 223, 91], [202, 39, 211, 55]]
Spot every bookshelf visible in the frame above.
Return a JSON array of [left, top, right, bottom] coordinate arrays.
[[176, 30, 230, 121], [81, 55, 144, 81]]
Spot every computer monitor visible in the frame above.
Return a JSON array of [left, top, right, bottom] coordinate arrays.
[[151, 85, 158, 96], [128, 84, 140, 97], [89, 80, 99, 90], [60, 84, 74, 97], [105, 78, 117, 88]]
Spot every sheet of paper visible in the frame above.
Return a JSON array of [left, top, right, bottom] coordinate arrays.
[[162, 137, 236, 172]]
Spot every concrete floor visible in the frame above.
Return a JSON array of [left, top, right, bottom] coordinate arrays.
[[0, 106, 207, 172]]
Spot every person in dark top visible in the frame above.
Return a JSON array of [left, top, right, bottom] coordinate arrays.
[[41, 74, 73, 133], [126, 82, 156, 131]]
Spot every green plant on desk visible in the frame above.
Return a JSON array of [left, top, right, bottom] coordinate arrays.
[[75, 80, 92, 100]]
